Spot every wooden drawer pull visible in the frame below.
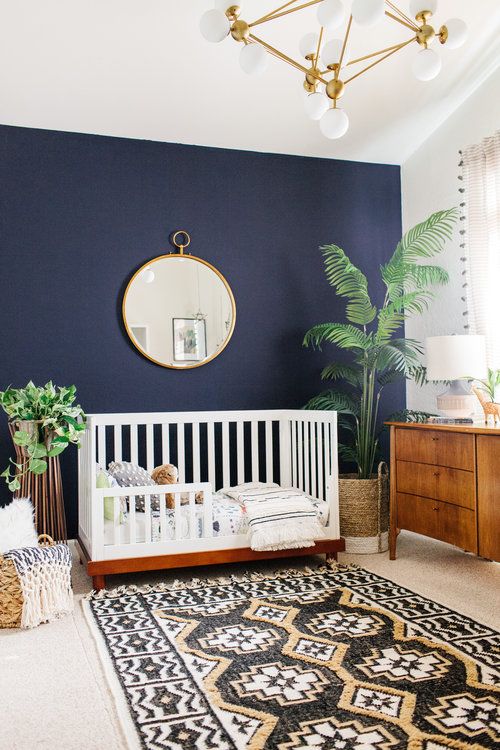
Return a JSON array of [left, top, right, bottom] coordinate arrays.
[[431, 437, 439, 441], [433, 472, 440, 477], [433, 506, 439, 511]]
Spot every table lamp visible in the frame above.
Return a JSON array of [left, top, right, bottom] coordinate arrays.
[[426, 335, 487, 417]]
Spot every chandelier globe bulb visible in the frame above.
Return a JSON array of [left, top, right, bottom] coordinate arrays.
[[200, 9, 230, 43]]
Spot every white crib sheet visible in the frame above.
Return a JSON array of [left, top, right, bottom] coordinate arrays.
[[103, 492, 328, 546]]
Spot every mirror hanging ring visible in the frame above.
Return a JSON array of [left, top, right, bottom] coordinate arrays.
[[122, 230, 236, 370]]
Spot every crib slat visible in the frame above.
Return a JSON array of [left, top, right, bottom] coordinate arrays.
[[291, 421, 297, 487], [177, 423, 185, 482], [129, 496, 136, 544], [207, 422, 215, 488], [130, 424, 138, 465], [146, 424, 154, 473], [161, 424, 170, 464], [203, 488, 213, 538], [298, 422, 304, 492], [222, 421, 230, 489], [304, 422, 310, 495], [144, 495, 152, 543], [237, 421, 244, 484], [174, 494, 181, 540], [189, 492, 196, 540], [251, 421, 259, 482], [192, 423, 200, 482], [317, 422, 324, 502], [113, 497, 121, 545], [98, 425, 106, 469], [325, 422, 332, 481], [159, 493, 167, 542], [310, 422, 317, 499], [265, 421, 273, 483], [113, 426, 122, 462]]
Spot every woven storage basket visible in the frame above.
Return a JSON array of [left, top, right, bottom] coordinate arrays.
[[0, 534, 54, 629], [339, 462, 389, 553]]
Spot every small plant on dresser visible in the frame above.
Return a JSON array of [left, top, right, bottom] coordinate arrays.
[[0, 381, 86, 540], [304, 208, 459, 553]]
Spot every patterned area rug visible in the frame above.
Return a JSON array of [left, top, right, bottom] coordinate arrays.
[[83, 564, 499, 750]]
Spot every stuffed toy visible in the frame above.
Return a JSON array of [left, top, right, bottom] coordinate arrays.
[[151, 464, 204, 509]]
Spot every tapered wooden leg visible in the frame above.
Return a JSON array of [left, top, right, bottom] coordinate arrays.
[[326, 552, 337, 562], [92, 575, 106, 591]]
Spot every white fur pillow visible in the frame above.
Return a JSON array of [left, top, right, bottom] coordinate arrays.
[[0, 498, 39, 554]]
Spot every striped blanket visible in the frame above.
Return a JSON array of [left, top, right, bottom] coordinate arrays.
[[4, 543, 73, 629], [222, 483, 325, 552]]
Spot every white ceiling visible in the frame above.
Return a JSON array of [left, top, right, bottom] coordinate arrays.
[[1, 0, 499, 164]]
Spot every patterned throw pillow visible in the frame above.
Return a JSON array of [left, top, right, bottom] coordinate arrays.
[[107, 461, 159, 512]]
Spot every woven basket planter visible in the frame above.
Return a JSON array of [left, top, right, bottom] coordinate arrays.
[[0, 534, 54, 629], [339, 462, 389, 553]]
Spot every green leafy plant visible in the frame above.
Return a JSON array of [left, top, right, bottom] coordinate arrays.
[[304, 208, 459, 479], [469, 368, 500, 401], [0, 381, 86, 492]]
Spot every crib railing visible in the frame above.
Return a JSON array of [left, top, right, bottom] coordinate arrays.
[[78, 409, 338, 560]]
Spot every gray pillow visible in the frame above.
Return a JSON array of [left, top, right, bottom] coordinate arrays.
[[107, 461, 159, 512]]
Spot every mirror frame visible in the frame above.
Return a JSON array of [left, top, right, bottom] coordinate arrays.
[[122, 253, 236, 370]]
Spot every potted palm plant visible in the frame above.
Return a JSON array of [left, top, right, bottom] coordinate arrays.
[[0, 381, 86, 540], [304, 208, 458, 552]]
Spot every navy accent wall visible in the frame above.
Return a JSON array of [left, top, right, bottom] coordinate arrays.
[[0, 125, 403, 536]]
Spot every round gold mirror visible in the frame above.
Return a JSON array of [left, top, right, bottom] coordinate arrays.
[[123, 235, 236, 369]]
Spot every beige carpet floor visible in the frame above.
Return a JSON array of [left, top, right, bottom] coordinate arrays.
[[1, 531, 498, 750]]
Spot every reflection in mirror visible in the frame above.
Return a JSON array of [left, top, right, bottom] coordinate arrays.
[[123, 255, 235, 369]]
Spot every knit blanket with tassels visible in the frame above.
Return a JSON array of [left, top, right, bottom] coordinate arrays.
[[4, 543, 73, 629], [238, 486, 326, 552]]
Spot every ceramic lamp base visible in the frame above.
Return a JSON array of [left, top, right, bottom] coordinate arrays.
[[436, 379, 476, 418]]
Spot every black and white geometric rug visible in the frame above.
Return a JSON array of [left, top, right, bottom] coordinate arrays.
[[83, 564, 500, 750]]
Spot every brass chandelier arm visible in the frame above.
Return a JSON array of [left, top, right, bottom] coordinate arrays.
[[344, 36, 416, 84], [314, 26, 324, 69], [248, 33, 328, 84], [249, 0, 323, 28], [336, 14, 353, 80], [347, 40, 414, 67], [249, 0, 303, 28], [385, 1, 419, 30], [385, 11, 419, 32]]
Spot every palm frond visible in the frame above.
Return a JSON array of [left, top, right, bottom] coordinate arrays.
[[303, 323, 373, 351], [387, 409, 437, 423], [321, 244, 377, 325], [338, 444, 359, 464], [321, 362, 362, 387], [376, 291, 433, 342], [304, 390, 360, 416]]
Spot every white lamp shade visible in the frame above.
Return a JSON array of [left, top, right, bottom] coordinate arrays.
[[304, 91, 330, 120], [317, 0, 345, 30], [409, 0, 438, 18], [319, 107, 349, 139], [199, 9, 229, 43], [299, 32, 319, 58], [412, 47, 442, 81], [321, 38, 349, 68], [351, 0, 385, 26], [443, 18, 468, 49], [239, 43, 268, 75], [426, 335, 488, 381]]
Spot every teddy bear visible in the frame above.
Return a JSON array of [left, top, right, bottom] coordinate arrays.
[[151, 463, 204, 510]]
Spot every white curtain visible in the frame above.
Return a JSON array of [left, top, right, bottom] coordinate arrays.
[[462, 131, 500, 368]]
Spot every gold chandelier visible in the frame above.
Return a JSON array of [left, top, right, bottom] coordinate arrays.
[[200, 1, 468, 139]]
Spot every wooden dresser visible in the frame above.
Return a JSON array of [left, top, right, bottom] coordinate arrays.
[[387, 422, 499, 562]]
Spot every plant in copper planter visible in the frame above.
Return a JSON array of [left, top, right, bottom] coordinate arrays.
[[0, 381, 86, 540], [304, 208, 458, 553]]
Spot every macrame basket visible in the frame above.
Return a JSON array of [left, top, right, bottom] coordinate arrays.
[[0, 534, 54, 629], [339, 462, 389, 553]]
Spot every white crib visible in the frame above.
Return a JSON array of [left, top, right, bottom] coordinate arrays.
[[77, 409, 342, 589]]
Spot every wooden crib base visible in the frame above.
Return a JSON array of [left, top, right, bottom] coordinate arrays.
[[77, 537, 345, 592]]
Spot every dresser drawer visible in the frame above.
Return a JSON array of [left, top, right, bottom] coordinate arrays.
[[396, 460, 475, 509], [395, 428, 474, 471], [396, 493, 477, 553]]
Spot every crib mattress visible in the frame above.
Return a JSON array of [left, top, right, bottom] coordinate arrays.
[[103, 493, 328, 546]]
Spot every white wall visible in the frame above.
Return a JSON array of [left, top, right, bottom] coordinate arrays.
[[401, 67, 500, 412]]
